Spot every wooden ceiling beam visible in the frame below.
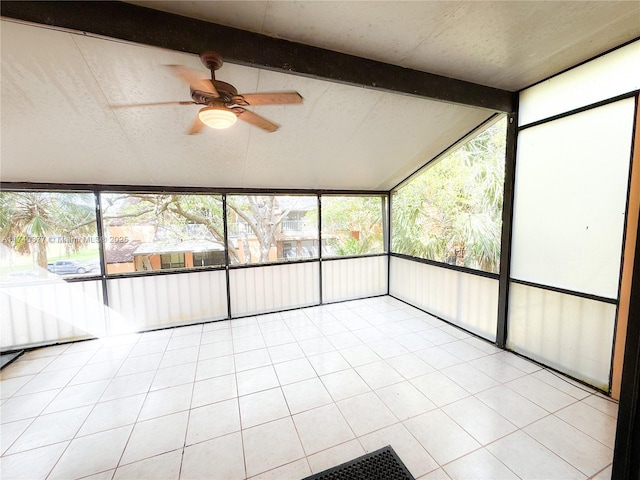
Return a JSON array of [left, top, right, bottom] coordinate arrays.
[[1, 1, 516, 112]]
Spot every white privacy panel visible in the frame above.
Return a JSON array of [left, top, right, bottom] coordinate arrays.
[[519, 40, 640, 126], [107, 270, 227, 331], [1, 280, 105, 349], [230, 262, 320, 317], [322, 256, 387, 303], [511, 99, 634, 299], [389, 257, 498, 341], [507, 283, 616, 390]]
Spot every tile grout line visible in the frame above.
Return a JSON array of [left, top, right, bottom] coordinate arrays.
[[110, 331, 171, 475], [179, 324, 205, 480], [1, 297, 616, 480], [36, 340, 116, 480]]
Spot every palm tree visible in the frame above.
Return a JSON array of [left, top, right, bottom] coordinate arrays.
[[391, 118, 506, 273], [0, 192, 97, 271]]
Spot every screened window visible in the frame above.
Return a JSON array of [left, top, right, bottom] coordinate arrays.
[[391, 118, 507, 273], [320, 196, 386, 257], [100, 193, 224, 274], [0, 191, 100, 282], [160, 253, 185, 270], [193, 250, 225, 267], [226, 195, 318, 265]]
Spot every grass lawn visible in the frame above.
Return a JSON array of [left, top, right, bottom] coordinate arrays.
[[0, 245, 100, 275]]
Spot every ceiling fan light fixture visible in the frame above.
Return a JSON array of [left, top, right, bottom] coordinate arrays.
[[198, 107, 237, 129]]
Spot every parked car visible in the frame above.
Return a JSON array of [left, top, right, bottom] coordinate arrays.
[[47, 260, 94, 275]]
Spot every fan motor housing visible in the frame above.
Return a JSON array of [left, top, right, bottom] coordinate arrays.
[[191, 79, 238, 105]]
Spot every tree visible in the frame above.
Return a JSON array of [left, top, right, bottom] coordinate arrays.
[[391, 118, 506, 273], [226, 195, 298, 263], [101, 193, 300, 264], [101, 192, 233, 259], [310, 196, 385, 256], [0, 192, 97, 271]]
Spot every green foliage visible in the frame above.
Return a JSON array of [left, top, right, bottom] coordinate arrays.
[[319, 196, 385, 256], [102, 194, 223, 235], [391, 118, 507, 273], [101, 192, 231, 255], [101, 193, 304, 264], [1, 119, 505, 275], [0, 192, 97, 268]]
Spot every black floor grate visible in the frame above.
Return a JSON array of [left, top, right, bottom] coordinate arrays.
[[302, 445, 415, 480]]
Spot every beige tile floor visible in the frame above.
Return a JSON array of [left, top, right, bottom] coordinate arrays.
[[0, 296, 618, 480]]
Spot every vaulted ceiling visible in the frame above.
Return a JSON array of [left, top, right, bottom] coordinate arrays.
[[1, 1, 638, 191]]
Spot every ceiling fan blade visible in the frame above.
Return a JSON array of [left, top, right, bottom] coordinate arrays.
[[237, 92, 303, 106], [235, 108, 279, 132], [187, 115, 205, 135], [166, 64, 219, 97], [111, 101, 196, 108]]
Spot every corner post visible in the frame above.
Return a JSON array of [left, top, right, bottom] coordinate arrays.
[[496, 97, 519, 348]]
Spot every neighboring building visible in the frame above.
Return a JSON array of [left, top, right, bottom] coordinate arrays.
[[276, 197, 322, 260], [104, 240, 140, 274], [227, 196, 334, 263], [132, 239, 225, 272], [104, 224, 225, 273]]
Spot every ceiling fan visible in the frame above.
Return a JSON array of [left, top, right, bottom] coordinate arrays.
[[113, 51, 303, 134]]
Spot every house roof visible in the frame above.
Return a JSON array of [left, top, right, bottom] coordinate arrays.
[[133, 239, 225, 255], [1, 2, 638, 191], [104, 240, 141, 264]]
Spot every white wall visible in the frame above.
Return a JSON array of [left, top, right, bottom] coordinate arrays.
[[322, 256, 387, 303], [511, 98, 635, 299], [519, 40, 640, 126], [509, 41, 639, 388], [229, 262, 320, 317], [389, 257, 499, 341], [508, 283, 616, 389], [1, 279, 105, 349], [107, 270, 228, 332], [2, 255, 393, 349]]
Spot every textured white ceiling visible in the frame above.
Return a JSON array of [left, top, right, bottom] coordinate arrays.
[[0, 20, 491, 190], [2, 1, 638, 191], [130, 0, 640, 91]]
